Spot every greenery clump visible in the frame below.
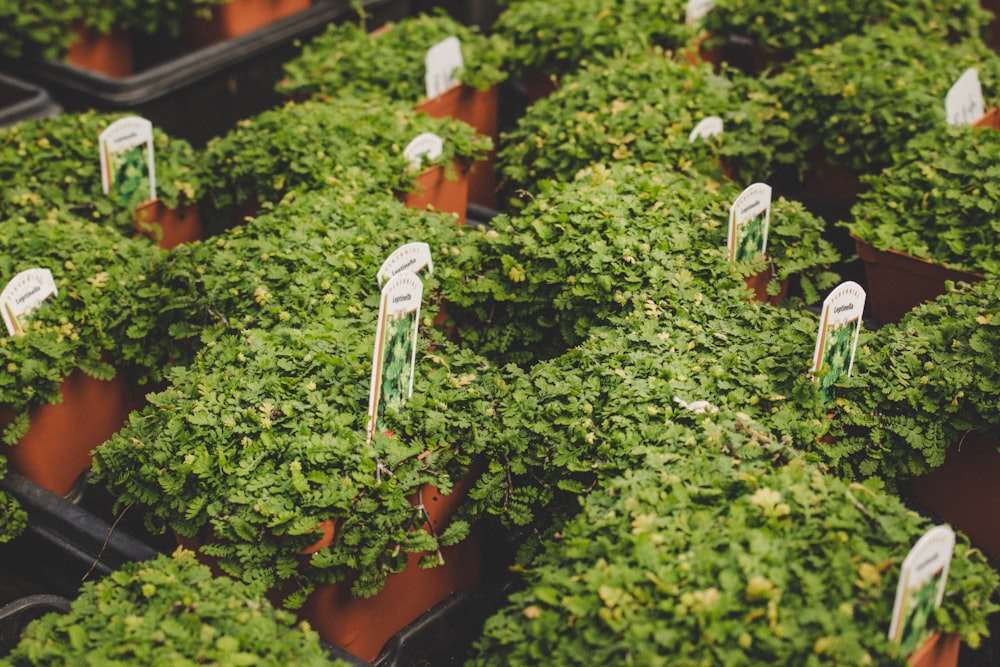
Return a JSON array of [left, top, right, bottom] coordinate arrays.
[[1, 548, 343, 666]]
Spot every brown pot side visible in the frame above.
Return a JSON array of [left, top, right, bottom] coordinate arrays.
[[522, 72, 559, 104], [908, 632, 960, 667], [134, 200, 203, 249], [402, 162, 469, 225], [803, 149, 860, 206], [1, 368, 137, 496], [66, 25, 133, 78], [184, 0, 311, 48], [743, 265, 789, 305]]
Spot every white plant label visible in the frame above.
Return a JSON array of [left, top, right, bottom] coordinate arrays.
[[689, 116, 724, 142], [888, 525, 955, 657], [99, 115, 156, 203], [727, 182, 771, 262], [811, 281, 866, 400], [686, 0, 716, 25], [377, 242, 434, 287], [367, 270, 423, 443], [425, 35, 464, 99], [945, 67, 984, 126], [403, 132, 444, 171], [1, 268, 57, 336]]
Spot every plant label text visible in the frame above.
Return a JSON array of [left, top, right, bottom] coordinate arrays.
[[404, 132, 444, 171], [686, 0, 716, 25], [727, 182, 771, 262], [689, 116, 724, 142], [811, 281, 866, 400], [1, 268, 57, 336], [945, 67, 984, 126], [888, 525, 955, 657], [99, 116, 157, 203], [426, 36, 464, 99]]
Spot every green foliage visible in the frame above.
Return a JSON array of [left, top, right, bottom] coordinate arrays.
[[197, 97, 490, 226], [1, 548, 342, 666], [844, 122, 1000, 274], [278, 11, 508, 101], [0, 110, 202, 237], [498, 48, 794, 194], [492, 0, 694, 79], [470, 454, 999, 665], [764, 25, 1000, 177], [0, 454, 27, 542], [822, 278, 1000, 483]]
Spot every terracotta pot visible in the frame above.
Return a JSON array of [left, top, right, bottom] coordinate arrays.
[[744, 266, 789, 305], [909, 632, 960, 667], [0, 368, 140, 497], [973, 106, 1000, 130], [907, 433, 1000, 562], [184, 0, 312, 48], [853, 236, 982, 326], [134, 200, 203, 249], [65, 24, 133, 78], [415, 85, 500, 210], [402, 162, 469, 225]]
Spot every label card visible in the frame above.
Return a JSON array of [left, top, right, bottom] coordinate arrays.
[[888, 525, 956, 657], [1, 268, 58, 336], [367, 270, 424, 443], [689, 116, 724, 142], [377, 242, 434, 287], [99, 116, 156, 204], [425, 36, 463, 99], [403, 132, 444, 171], [811, 281, 866, 400], [945, 67, 984, 126], [727, 182, 772, 262], [686, 0, 716, 25]]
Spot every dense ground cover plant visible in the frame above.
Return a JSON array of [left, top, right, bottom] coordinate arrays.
[[0, 110, 202, 238], [92, 322, 508, 607], [197, 97, 489, 227], [765, 25, 1000, 179], [278, 11, 507, 102], [497, 48, 794, 196], [450, 163, 839, 363], [470, 452, 998, 665], [822, 278, 1000, 485], [844, 122, 1000, 274], [1, 548, 341, 666]]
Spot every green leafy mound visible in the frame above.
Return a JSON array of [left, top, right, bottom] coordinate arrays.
[[845, 123, 1000, 274], [278, 11, 507, 101], [198, 97, 490, 226], [498, 48, 793, 195], [470, 454, 999, 666], [1, 548, 341, 666], [0, 110, 202, 236], [765, 24, 1000, 177]]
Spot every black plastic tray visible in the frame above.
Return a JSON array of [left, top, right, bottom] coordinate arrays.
[[0, 72, 61, 126], [0, 0, 411, 145]]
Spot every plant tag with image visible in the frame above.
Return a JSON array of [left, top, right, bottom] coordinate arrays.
[[377, 242, 434, 287], [689, 116, 724, 142], [403, 132, 444, 171], [686, 0, 716, 25], [1, 268, 57, 336], [945, 67, 984, 126], [888, 525, 955, 657], [727, 182, 771, 262], [811, 281, 866, 400], [425, 35, 463, 99], [367, 270, 424, 443], [99, 116, 156, 204]]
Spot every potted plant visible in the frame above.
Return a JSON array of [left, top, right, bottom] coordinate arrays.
[[0, 216, 178, 496], [842, 120, 997, 324], [277, 11, 508, 208], [468, 450, 999, 665], [0, 110, 204, 249], [197, 96, 490, 229], [182, 0, 314, 48], [2, 547, 342, 665]]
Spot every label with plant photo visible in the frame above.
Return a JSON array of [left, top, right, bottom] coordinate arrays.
[[0, 268, 57, 336], [811, 280, 866, 400], [367, 270, 424, 442], [945, 67, 984, 127], [888, 525, 955, 657], [689, 115, 724, 143], [727, 182, 772, 263], [377, 242, 434, 287], [99, 116, 156, 204], [425, 35, 463, 99]]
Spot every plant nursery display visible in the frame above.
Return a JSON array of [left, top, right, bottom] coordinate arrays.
[[1, 548, 340, 666]]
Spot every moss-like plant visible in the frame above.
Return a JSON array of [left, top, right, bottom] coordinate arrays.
[[0, 110, 203, 238], [844, 122, 1000, 274], [2, 548, 343, 666], [278, 11, 508, 102], [470, 452, 999, 665], [497, 48, 795, 195]]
